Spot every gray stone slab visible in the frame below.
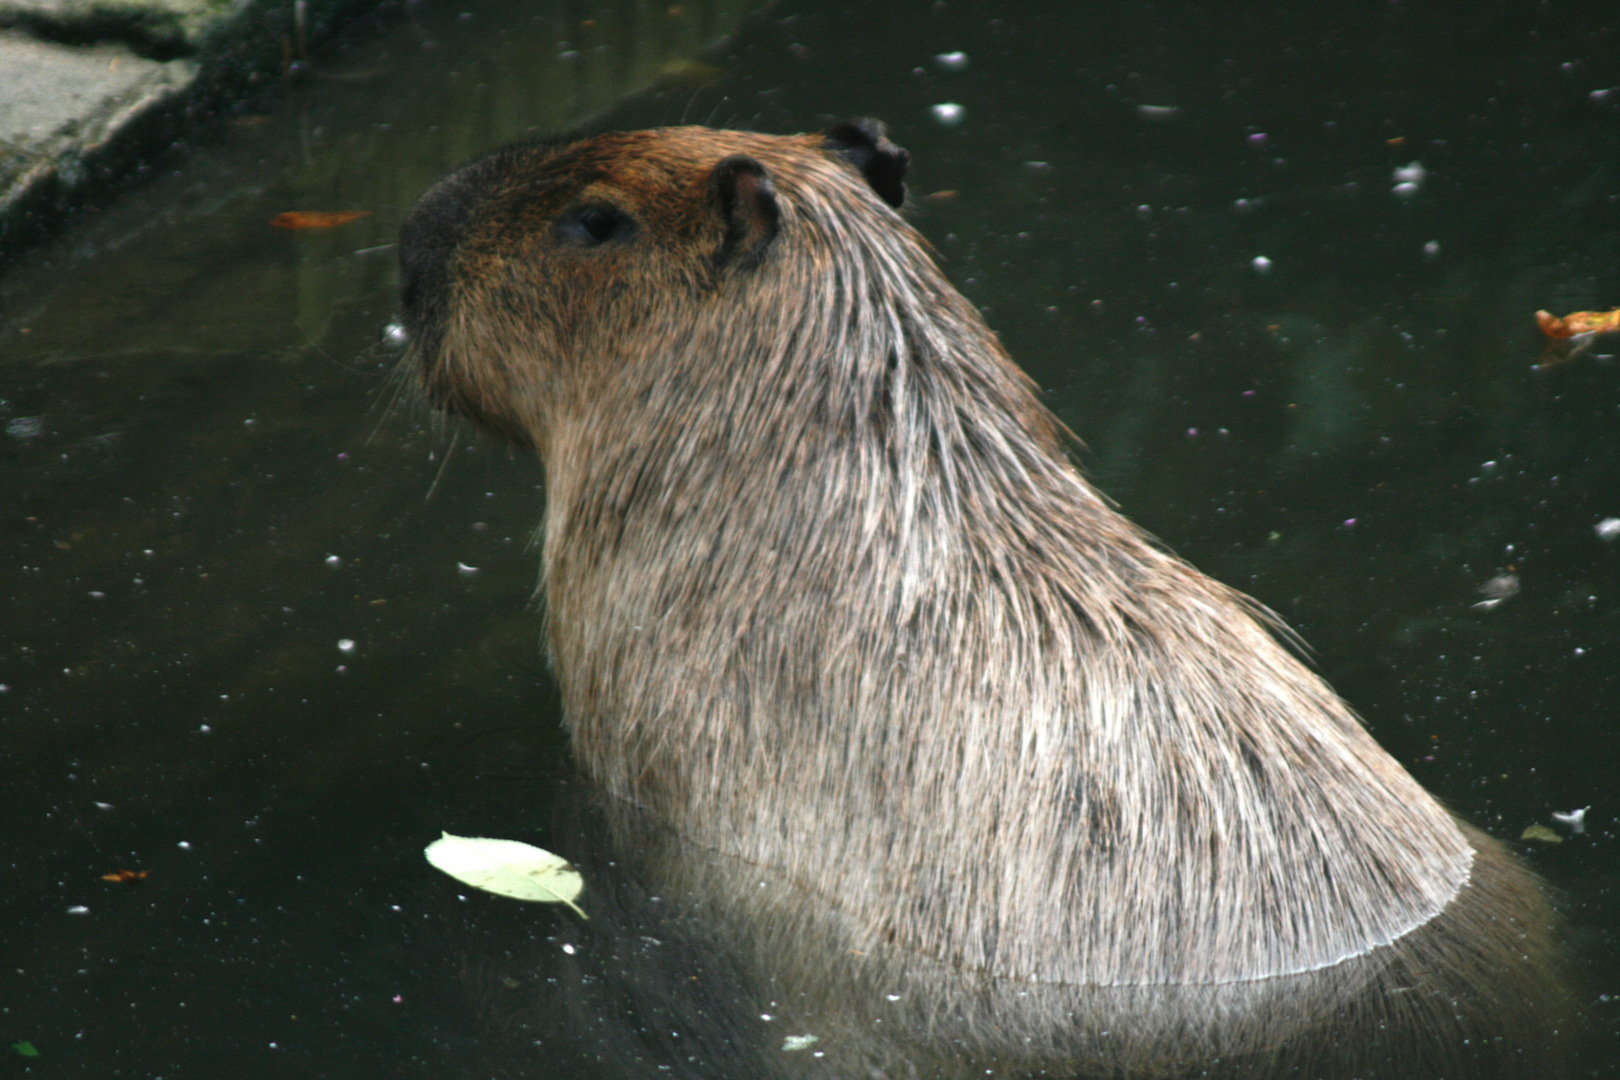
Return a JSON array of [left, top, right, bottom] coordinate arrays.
[[0, 0, 384, 261], [0, 31, 192, 213], [0, 0, 232, 53]]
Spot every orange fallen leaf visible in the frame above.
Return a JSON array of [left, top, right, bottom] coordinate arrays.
[[271, 210, 371, 230], [1535, 306, 1620, 339], [101, 869, 147, 884]]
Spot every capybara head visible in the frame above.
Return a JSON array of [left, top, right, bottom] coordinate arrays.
[[399, 119, 918, 449], [399, 122, 1566, 1070]]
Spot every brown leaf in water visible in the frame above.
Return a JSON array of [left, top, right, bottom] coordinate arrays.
[[100, 869, 148, 883], [271, 210, 371, 230], [1535, 306, 1620, 339]]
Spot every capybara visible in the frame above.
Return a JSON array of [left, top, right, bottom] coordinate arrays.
[[398, 120, 1570, 1076]]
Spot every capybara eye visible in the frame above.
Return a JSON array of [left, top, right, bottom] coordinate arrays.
[[555, 203, 635, 247]]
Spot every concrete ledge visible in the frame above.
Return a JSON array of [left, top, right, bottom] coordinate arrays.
[[0, 0, 385, 264]]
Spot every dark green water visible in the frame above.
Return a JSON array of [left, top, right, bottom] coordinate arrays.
[[1, 1, 1616, 1076]]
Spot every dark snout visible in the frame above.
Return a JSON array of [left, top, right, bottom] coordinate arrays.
[[397, 167, 485, 374]]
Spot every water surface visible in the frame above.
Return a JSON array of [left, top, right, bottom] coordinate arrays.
[[2, 1, 1617, 1076]]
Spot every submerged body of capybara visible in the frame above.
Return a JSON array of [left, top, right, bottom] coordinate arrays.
[[399, 120, 1570, 1075]]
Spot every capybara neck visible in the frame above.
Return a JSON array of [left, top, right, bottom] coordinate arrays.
[[401, 123, 1474, 989]]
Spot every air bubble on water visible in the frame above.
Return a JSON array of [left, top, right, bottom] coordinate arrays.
[[5, 416, 44, 439], [1251, 256, 1273, 274], [1393, 161, 1426, 186]]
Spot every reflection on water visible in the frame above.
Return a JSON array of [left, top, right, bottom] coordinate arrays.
[[0, 0, 1616, 1077]]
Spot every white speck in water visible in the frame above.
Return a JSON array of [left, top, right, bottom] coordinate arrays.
[[782, 1034, 819, 1052], [933, 51, 969, 72], [1392, 181, 1421, 199], [94, 802, 113, 810], [931, 102, 965, 126], [1251, 255, 1272, 274], [1552, 807, 1589, 834], [457, 562, 480, 575], [88, 591, 105, 600], [562, 943, 576, 955], [1423, 240, 1441, 259], [337, 639, 356, 653], [759, 1013, 774, 1022], [382, 322, 408, 348], [198, 724, 212, 734], [1473, 573, 1519, 611], [1595, 517, 1620, 542], [5, 416, 45, 439], [178, 841, 192, 850], [324, 554, 341, 567], [1393, 161, 1426, 186], [1137, 104, 1181, 120], [67, 906, 90, 915]]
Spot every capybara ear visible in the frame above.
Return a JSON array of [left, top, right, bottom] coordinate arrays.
[[824, 118, 909, 208], [710, 154, 780, 269]]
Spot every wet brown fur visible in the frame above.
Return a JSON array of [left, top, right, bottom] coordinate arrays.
[[398, 123, 1569, 1067]]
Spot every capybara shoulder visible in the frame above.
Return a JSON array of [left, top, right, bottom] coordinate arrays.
[[398, 121, 1514, 999]]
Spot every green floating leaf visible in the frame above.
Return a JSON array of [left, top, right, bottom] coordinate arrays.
[[424, 832, 587, 918], [12, 1041, 39, 1057], [1520, 824, 1563, 845]]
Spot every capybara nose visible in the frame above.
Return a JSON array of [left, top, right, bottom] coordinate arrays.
[[398, 166, 484, 332]]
